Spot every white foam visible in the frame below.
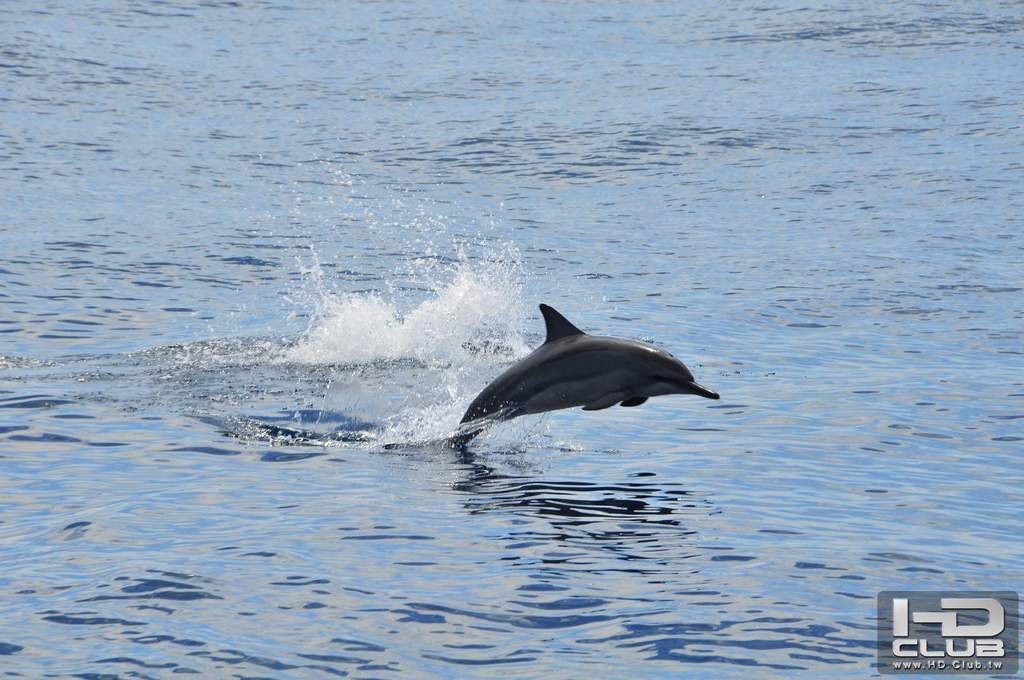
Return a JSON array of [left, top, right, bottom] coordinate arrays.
[[281, 247, 538, 447], [284, 250, 531, 366]]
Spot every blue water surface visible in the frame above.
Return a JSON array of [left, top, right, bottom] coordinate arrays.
[[2, 1, 1022, 677]]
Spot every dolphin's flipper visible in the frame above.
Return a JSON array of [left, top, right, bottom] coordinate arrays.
[[539, 304, 586, 343], [582, 392, 625, 411], [620, 397, 648, 407]]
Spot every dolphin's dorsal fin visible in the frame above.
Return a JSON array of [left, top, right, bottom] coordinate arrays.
[[539, 304, 585, 344]]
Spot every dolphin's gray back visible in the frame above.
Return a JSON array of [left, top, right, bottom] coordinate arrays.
[[459, 335, 646, 425]]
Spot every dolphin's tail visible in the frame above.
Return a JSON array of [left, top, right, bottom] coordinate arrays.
[[446, 418, 490, 449], [448, 406, 520, 448], [446, 429, 481, 450]]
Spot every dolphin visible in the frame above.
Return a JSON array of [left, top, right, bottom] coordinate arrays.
[[453, 304, 719, 445]]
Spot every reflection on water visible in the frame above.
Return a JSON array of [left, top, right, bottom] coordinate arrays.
[[456, 463, 705, 569]]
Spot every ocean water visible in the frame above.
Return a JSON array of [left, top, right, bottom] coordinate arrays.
[[2, 1, 1022, 677]]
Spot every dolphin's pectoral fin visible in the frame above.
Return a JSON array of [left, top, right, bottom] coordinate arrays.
[[620, 397, 647, 407], [582, 393, 624, 411]]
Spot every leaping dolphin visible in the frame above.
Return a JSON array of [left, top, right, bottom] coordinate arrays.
[[454, 304, 719, 445]]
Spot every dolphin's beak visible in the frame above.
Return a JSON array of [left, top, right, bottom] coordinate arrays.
[[683, 381, 720, 400]]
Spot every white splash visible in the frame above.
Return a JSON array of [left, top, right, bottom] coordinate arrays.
[[284, 250, 531, 366], [280, 246, 539, 447]]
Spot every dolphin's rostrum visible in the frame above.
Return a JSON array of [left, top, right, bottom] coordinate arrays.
[[454, 304, 719, 445]]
